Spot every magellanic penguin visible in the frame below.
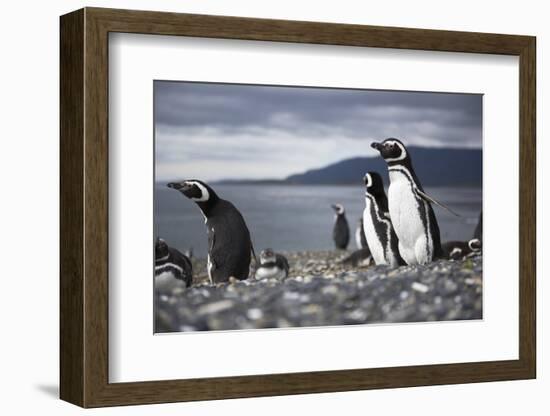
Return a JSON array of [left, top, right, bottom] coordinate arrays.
[[154, 237, 193, 289], [167, 180, 253, 283], [255, 248, 289, 280], [442, 238, 482, 260], [340, 247, 373, 268], [362, 172, 405, 267], [355, 218, 368, 249], [331, 203, 350, 250], [371, 138, 452, 265]]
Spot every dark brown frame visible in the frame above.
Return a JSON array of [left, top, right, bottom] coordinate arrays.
[[60, 7, 536, 408]]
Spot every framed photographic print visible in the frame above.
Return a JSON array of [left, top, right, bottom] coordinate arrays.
[[60, 7, 536, 408]]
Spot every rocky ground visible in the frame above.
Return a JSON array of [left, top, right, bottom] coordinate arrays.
[[155, 251, 482, 332]]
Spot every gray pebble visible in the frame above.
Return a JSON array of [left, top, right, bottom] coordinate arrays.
[[156, 251, 483, 332]]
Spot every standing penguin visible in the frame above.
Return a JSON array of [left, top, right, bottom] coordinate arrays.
[[255, 248, 290, 280], [371, 138, 450, 265], [362, 172, 405, 267], [331, 203, 350, 250], [154, 237, 193, 289], [355, 218, 368, 249], [167, 180, 253, 283]]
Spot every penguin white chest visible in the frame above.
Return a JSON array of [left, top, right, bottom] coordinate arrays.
[[255, 266, 286, 280], [154, 270, 184, 293], [388, 170, 432, 264], [362, 201, 387, 265]]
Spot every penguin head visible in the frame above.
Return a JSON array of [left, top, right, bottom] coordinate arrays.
[[468, 238, 482, 252], [331, 203, 345, 215], [259, 248, 276, 264], [363, 171, 385, 195], [371, 138, 409, 164], [449, 246, 463, 260], [155, 237, 169, 261], [167, 180, 218, 203]]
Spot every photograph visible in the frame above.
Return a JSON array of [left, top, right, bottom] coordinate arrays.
[[153, 81, 483, 333]]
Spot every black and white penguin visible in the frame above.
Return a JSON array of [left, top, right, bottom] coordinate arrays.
[[355, 218, 368, 249], [442, 238, 482, 260], [473, 211, 483, 241], [362, 172, 405, 267], [371, 138, 450, 265], [154, 237, 193, 289], [167, 180, 253, 283], [331, 203, 350, 250], [340, 247, 373, 268], [255, 248, 289, 280]]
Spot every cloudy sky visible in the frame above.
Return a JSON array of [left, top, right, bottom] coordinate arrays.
[[154, 81, 482, 182]]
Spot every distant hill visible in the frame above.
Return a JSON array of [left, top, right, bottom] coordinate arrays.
[[285, 147, 482, 187]]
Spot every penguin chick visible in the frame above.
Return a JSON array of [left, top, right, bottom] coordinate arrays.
[[442, 238, 482, 260], [255, 248, 289, 280], [154, 237, 193, 289], [167, 179, 253, 283], [340, 247, 373, 267], [331, 203, 350, 250]]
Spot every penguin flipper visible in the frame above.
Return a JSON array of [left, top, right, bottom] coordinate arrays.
[[415, 189, 461, 217], [208, 228, 216, 252]]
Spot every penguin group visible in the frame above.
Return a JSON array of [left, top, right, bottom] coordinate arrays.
[[158, 179, 288, 286], [335, 138, 481, 268], [157, 137, 482, 288], [165, 179, 255, 284]]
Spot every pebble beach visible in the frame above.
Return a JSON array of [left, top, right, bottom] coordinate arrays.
[[155, 251, 482, 333]]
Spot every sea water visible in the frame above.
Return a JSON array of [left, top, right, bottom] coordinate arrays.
[[155, 184, 482, 258]]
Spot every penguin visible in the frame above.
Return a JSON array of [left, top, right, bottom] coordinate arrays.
[[255, 248, 289, 280], [469, 237, 482, 252], [154, 237, 193, 289], [442, 238, 482, 260], [473, 211, 483, 241], [167, 180, 253, 283], [355, 218, 368, 249], [371, 138, 451, 265], [184, 247, 194, 259], [340, 247, 373, 268], [331, 203, 350, 250], [362, 171, 405, 267]]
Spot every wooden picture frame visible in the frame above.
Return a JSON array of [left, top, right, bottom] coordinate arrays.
[[60, 7, 536, 408]]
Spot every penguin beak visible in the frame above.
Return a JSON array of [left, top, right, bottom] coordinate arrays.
[[371, 142, 382, 151], [167, 181, 186, 190], [330, 204, 338, 211]]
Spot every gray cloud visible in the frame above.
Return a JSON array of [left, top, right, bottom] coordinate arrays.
[[154, 81, 482, 181]]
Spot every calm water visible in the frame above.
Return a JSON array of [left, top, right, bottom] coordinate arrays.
[[155, 184, 482, 258]]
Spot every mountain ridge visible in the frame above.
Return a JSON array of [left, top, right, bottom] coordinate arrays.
[[216, 146, 482, 187]]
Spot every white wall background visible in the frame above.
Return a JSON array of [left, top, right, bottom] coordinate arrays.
[[0, 0, 545, 414]]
